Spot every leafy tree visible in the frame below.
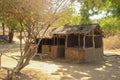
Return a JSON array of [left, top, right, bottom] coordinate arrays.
[[99, 16, 120, 36], [70, 0, 120, 36], [0, 0, 69, 79], [71, 0, 105, 24], [5, 19, 20, 42], [106, 0, 120, 19], [54, 5, 81, 26], [97, 0, 120, 36]]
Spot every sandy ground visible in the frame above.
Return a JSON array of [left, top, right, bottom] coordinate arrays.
[[0, 38, 120, 80]]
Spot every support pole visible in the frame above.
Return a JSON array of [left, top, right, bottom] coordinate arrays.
[[53, 36, 55, 45], [7, 70, 10, 80], [65, 35, 68, 48], [92, 31, 95, 48], [83, 34, 86, 48]]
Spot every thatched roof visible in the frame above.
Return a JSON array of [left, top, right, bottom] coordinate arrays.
[[37, 24, 103, 38], [37, 27, 57, 38], [53, 24, 103, 35]]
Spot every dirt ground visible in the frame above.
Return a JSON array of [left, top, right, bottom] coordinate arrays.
[[0, 38, 120, 80]]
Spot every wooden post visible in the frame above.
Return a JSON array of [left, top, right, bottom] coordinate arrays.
[[53, 36, 55, 45], [83, 34, 86, 48], [78, 34, 80, 48], [65, 35, 68, 48], [7, 70, 10, 80], [92, 31, 95, 48]]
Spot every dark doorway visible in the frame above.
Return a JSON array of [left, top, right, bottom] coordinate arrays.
[[57, 37, 65, 58]]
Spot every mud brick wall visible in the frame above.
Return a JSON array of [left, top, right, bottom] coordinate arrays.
[[51, 46, 58, 58], [84, 48, 103, 62], [51, 45, 65, 58], [42, 45, 51, 54], [65, 48, 84, 61]]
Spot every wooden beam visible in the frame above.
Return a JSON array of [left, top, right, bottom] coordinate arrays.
[[65, 35, 68, 48], [86, 35, 101, 36], [92, 31, 95, 48], [83, 34, 86, 48]]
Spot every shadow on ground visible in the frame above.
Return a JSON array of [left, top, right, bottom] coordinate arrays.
[[1, 41, 120, 80], [0, 41, 20, 54], [37, 55, 120, 80]]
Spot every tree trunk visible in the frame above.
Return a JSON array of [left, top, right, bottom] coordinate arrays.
[[20, 31, 23, 56], [2, 23, 5, 36], [8, 18, 58, 79], [8, 28, 14, 43]]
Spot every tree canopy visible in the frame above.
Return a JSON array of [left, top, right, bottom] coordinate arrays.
[[0, 0, 70, 75], [68, 0, 120, 36]]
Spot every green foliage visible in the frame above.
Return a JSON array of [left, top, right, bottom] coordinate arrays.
[[75, 0, 105, 24], [0, 16, 2, 22], [5, 19, 25, 31], [98, 16, 120, 36], [70, 0, 120, 36], [109, 1, 120, 19], [58, 15, 81, 26], [54, 6, 81, 27], [6, 19, 17, 28]]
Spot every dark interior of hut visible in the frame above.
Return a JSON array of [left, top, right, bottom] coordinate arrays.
[[94, 36, 102, 48], [43, 39, 53, 45], [67, 34, 79, 47], [41, 37, 65, 46], [36, 38, 54, 53], [57, 37, 65, 45], [67, 34, 102, 48], [56, 37, 65, 58], [85, 36, 93, 48], [37, 38, 65, 58]]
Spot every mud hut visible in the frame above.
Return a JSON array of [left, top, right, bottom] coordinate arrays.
[[52, 24, 104, 62], [36, 27, 57, 54]]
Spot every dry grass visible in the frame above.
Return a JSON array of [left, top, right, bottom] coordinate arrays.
[[103, 35, 120, 50]]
